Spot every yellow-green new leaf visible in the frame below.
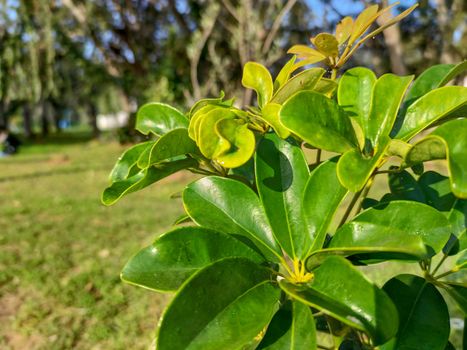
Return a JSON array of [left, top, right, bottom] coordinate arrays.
[[312, 33, 339, 57], [287, 45, 326, 60], [214, 119, 255, 168], [262, 103, 290, 138], [335, 16, 353, 45], [348, 5, 379, 45], [242, 62, 274, 108], [274, 56, 297, 92], [271, 68, 325, 104], [197, 108, 235, 159]]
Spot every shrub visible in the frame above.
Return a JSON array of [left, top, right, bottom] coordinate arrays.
[[103, 3, 467, 349]]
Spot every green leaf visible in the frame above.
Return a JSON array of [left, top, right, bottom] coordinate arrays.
[[439, 60, 467, 87], [449, 199, 467, 240], [387, 170, 426, 203], [331, 201, 450, 258], [402, 64, 455, 110], [394, 86, 467, 141], [121, 227, 265, 292], [444, 283, 467, 315], [197, 107, 236, 159], [156, 258, 280, 350], [366, 74, 413, 147], [214, 118, 256, 168], [137, 128, 198, 168], [312, 33, 339, 57], [102, 158, 196, 206], [349, 5, 379, 45], [242, 62, 274, 108], [337, 136, 389, 192], [404, 136, 446, 166], [418, 171, 456, 211], [338, 67, 376, 131], [188, 91, 233, 118], [273, 56, 297, 92], [136, 102, 188, 136], [303, 158, 348, 252], [271, 68, 325, 104], [280, 256, 398, 345], [108, 141, 152, 182], [313, 77, 338, 97], [257, 301, 317, 350], [255, 134, 310, 259], [188, 104, 220, 141], [183, 176, 282, 262], [261, 103, 290, 139], [280, 91, 358, 153], [432, 118, 467, 198], [382, 275, 450, 350]]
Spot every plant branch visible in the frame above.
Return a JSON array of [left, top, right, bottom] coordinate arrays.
[[339, 189, 363, 227], [261, 0, 297, 54]]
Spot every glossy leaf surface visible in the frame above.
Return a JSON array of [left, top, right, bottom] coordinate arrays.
[[136, 102, 188, 136], [156, 258, 280, 350], [215, 118, 255, 168], [432, 118, 467, 198], [137, 128, 198, 168], [262, 103, 290, 139], [257, 301, 316, 350], [382, 275, 450, 350], [366, 74, 412, 147], [242, 62, 273, 108], [331, 201, 450, 258], [271, 68, 325, 104], [255, 134, 310, 258], [394, 86, 467, 141], [273, 56, 296, 92], [303, 158, 348, 252], [121, 227, 265, 292], [108, 142, 152, 182], [183, 176, 282, 261], [280, 256, 398, 345], [444, 283, 467, 315], [280, 91, 357, 153], [197, 108, 234, 159], [103, 158, 196, 205], [338, 67, 376, 130]]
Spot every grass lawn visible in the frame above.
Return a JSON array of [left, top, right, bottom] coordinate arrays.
[[0, 132, 192, 349], [0, 131, 464, 349]]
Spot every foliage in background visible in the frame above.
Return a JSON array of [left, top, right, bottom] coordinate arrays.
[[103, 3, 467, 349]]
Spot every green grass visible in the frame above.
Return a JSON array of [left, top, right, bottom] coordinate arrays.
[[0, 131, 464, 349], [0, 134, 192, 349]]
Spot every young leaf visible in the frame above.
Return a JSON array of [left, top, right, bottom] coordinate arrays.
[[271, 68, 325, 104], [255, 134, 310, 259], [273, 56, 297, 92], [348, 5, 379, 45], [337, 67, 376, 131], [404, 136, 446, 166], [393, 86, 467, 141], [335, 16, 353, 45], [197, 107, 235, 159], [156, 258, 281, 350], [382, 275, 450, 350], [287, 45, 325, 61], [121, 227, 265, 292], [280, 91, 358, 153], [102, 158, 196, 206], [331, 201, 451, 258], [312, 33, 339, 57], [108, 141, 152, 182], [136, 102, 189, 136], [183, 176, 282, 262], [280, 256, 398, 346], [214, 118, 255, 168], [137, 128, 198, 168], [303, 158, 348, 253], [261, 103, 290, 139], [242, 62, 274, 108], [257, 301, 317, 350], [313, 78, 338, 97], [366, 74, 413, 147]]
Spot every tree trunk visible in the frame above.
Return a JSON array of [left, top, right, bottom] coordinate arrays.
[[23, 104, 33, 139], [89, 103, 100, 138], [377, 0, 408, 75], [0, 102, 6, 128], [41, 101, 50, 137]]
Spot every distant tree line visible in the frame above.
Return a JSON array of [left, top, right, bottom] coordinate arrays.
[[0, 0, 465, 138]]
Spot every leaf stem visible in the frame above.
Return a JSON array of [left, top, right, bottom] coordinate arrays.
[[316, 148, 322, 163], [431, 254, 448, 276], [434, 266, 460, 280], [338, 188, 363, 227]]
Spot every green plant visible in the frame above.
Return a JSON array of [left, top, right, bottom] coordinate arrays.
[[102, 4, 467, 349]]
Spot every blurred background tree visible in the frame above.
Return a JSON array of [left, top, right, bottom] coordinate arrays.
[[0, 0, 465, 139]]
